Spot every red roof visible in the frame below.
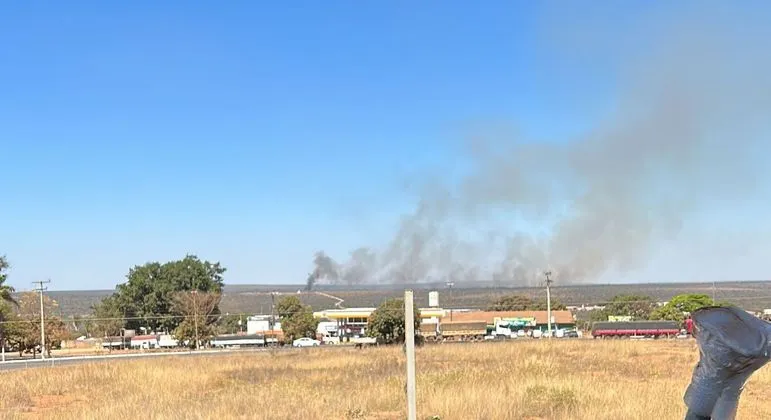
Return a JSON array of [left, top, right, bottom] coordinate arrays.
[[130, 335, 158, 341], [448, 310, 574, 325]]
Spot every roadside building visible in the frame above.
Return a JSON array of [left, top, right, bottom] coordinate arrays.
[[448, 310, 576, 332], [312, 307, 448, 342], [246, 315, 283, 344], [130, 335, 159, 349]]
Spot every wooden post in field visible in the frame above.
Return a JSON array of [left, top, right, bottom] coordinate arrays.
[[544, 271, 553, 339], [404, 289, 417, 420]]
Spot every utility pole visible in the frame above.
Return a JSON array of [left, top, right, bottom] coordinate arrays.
[[404, 290, 417, 420], [33, 279, 51, 359], [712, 281, 716, 303], [270, 292, 276, 347], [186, 265, 200, 350], [544, 271, 553, 339], [191, 290, 199, 350], [446, 281, 454, 321]]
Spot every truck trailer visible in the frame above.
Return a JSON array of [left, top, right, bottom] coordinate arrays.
[[421, 321, 487, 342], [591, 320, 681, 339]]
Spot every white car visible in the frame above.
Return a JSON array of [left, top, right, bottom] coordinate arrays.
[[293, 337, 321, 347]]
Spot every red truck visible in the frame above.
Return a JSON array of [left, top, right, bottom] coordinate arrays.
[[591, 320, 681, 339]]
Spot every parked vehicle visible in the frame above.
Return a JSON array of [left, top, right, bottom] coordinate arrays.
[[158, 334, 180, 348], [292, 337, 321, 347], [350, 336, 377, 348], [421, 321, 487, 342], [563, 330, 580, 338], [211, 334, 266, 348], [591, 320, 680, 339], [321, 336, 340, 345], [487, 320, 518, 339]]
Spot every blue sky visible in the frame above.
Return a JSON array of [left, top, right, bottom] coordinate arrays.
[[2, 2, 769, 290]]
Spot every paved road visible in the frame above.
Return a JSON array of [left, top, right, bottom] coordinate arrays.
[[0, 347, 293, 371], [0, 337, 595, 372]]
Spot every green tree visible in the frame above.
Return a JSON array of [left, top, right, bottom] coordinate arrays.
[[106, 255, 226, 332], [90, 296, 125, 339], [487, 294, 567, 311], [9, 292, 69, 357], [174, 318, 216, 348], [216, 313, 244, 335], [668, 294, 715, 313], [171, 291, 221, 348], [604, 294, 657, 320], [649, 305, 686, 322], [487, 294, 534, 311], [530, 298, 567, 311], [589, 309, 608, 321], [1, 306, 32, 356], [0, 255, 18, 352], [0, 256, 16, 306], [650, 294, 715, 321], [70, 315, 95, 338], [276, 296, 318, 342], [367, 298, 420, 344]]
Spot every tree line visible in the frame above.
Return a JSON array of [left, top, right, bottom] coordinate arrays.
[[0, 253, 325, 352], [486, 294, 568, 311], [0, 256, 68, 356], [486, 292, 723, 324], [589, 293, 722, 322], [0, 252, 734, 354]]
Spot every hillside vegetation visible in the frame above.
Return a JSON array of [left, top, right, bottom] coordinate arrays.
[[38, 280, 771, 317]]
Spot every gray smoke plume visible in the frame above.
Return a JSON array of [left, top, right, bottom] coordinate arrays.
[[340, 247, 377, 286], [305, 251, 339, 290], [307, 248, 379, 287], [312, 3, 771, 286]]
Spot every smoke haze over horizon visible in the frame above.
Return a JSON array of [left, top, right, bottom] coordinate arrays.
[[4, 3, 771, 290], [310, 3, 771, 287]]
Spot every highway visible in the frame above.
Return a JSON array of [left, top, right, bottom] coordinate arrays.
[[0, 347, 288, 372], [0, 337, 590, 372]]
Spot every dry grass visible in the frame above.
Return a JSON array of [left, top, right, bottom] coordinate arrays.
[[2, 340, 771, 419]]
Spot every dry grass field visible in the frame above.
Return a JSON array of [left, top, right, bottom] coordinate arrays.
[[2, 340, 771, 420]]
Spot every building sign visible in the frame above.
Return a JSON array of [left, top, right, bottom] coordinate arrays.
[[496, 317, 537, 327]]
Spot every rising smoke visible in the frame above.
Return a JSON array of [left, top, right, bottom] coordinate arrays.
[[305, 251, 339, 291], [309, 4, 771, 287]]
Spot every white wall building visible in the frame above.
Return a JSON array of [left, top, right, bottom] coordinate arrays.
[[246, 315, 282, 335]]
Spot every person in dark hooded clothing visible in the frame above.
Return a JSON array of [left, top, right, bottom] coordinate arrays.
[[683, 306, 771, 420]]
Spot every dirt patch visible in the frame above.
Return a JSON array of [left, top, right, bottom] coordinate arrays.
[[19, 394, 86, 418]]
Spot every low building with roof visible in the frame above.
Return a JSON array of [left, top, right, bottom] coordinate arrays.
[[447, 310, 576, 332], [312, 307, 448, 339], [130, 334, 159, 349]]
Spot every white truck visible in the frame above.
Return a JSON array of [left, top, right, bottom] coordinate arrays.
[[491, 320, 517, 339], [158, 335, 180, 348], [350, 336, 377, 347]]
